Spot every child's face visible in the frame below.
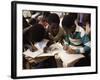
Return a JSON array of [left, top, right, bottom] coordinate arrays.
[[64, 25, 76, 34], [48, 23, 59, 36]]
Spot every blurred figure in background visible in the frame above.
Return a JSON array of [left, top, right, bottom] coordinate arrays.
[[77, 13, 91, 39], [82, 14, 91, 39], [38, 11, 50, 29]]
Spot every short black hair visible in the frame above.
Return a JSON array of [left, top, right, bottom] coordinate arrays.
[[29, 24, 46, 42], [69, 13, 78, 21], [47, 13, 60, 25], [62, 15, 75, 29]]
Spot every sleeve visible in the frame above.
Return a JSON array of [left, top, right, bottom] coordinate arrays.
[[54, 27, 64, 42], [76, 29, 91, 54], [81, 34, 91, 54]]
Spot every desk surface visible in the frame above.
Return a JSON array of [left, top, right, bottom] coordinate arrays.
[[23, 43, 85, 67]]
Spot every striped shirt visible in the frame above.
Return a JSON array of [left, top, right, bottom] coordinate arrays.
[[64, 25, 91, 54]]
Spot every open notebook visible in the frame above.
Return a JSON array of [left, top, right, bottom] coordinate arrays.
[[23, 42, 64, 58], [23, 42, 85, 66], [49, 43, 85, 66]]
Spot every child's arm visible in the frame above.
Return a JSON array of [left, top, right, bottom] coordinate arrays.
[[70, 33, 90, 54], [63, 35, 90, 54], [63, 36, 77, 54], [30, 42, 38, 52], [63, 39, 76, 54], [77, 26, 91, 54], [80, 34, 90, 54]]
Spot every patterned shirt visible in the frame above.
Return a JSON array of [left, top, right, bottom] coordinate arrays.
[[64, 25, 91, 54]]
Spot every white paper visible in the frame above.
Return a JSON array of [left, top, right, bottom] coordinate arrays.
[[49, 43, 85, 67], [34, 39, 49, 50], [58, 50, 84, 67], [23, 42, 84, 66], [23, 49, 43, 58]]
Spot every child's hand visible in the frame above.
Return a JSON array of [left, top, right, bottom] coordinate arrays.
[[31, 47, 38, 52], [43, 47, 51, 53], [43, 47, 48, 53], [63, 45, 69, 50], [67, 47, 76, 54]]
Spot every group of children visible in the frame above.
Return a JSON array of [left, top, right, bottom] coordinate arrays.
[[23, 11, 91, 69]]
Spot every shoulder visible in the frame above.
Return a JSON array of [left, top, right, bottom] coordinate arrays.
[[75, 25, 86, 37], [59, 27, 64, 34]]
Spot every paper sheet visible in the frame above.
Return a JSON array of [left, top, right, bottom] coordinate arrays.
[[23, 49, 43, 58], [58, 50, 84, 65], [34, 39, 49, 50], [23, 39, 49, 58], [23, 42, 84, 66], [49, 43, 85, 67]]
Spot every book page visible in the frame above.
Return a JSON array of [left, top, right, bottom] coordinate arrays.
[[23, 49, 43, 58], [23, 42, 84, 65]]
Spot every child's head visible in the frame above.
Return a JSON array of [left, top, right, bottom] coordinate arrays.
[[29, 24, 46, 43], [69, 13, 78, 21], [62, 14, 76, 34], [47, 13, 60, 36], [47, 13, 60, 25]]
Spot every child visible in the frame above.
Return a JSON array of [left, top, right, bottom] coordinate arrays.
[[43, 13, 65, 53], [62, 14, 90, 54], [47, 13, 64, 43], [23, 24, 57, 69], [61, 14, 91, 66], [45, 13, 64, 67]]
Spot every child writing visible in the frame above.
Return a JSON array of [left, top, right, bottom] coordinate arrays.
[[62, 14, 90, 55], [23, 24, 57, 69], [61, 13, 91, 67]]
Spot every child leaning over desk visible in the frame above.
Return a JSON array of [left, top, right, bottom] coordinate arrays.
[[61, 14, 91, 66], [23, 24, 57, 69]]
